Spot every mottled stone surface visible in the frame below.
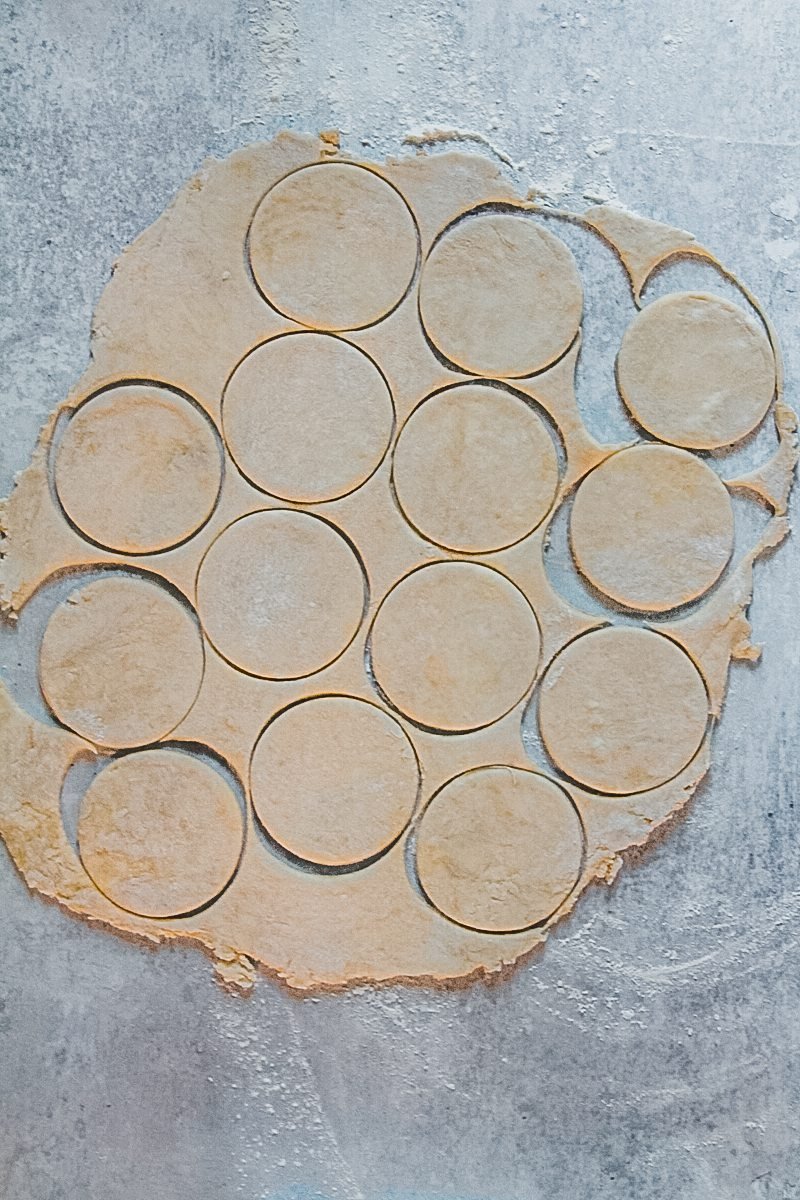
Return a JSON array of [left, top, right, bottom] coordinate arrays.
[[1, 2, 798, 1197]]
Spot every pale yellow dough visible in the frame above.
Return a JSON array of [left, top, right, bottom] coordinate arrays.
[[392, 383, 559, 553], [223, 332, 393, 503], [370, 562, 541, 732], [419, 212, 583, 377], [0, 133, 794, 993], [569, 444, 735, 612], [617, 291, 776, 449], [538, 627, 709, 794], [249, 161, 419, 331], [39, 575, 204, 749], [416, 767, 584, 933], [78, 748, 244, 918], [250, 695, 419, 867], [55, 384, 222, 554], [195, 509, 365, 679]]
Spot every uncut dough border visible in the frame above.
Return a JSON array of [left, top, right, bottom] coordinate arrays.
[[0, 131, 795, 993]]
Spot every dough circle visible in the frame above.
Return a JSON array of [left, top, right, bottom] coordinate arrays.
[[54, 384, 222, 554], [392, 383, 560, 552], [569, 444, 735, 611], [39, 575, 204, 749], [223, 333, 393, 503], [370, 562, 540, 732], [538, 626, 708, 794], [616, 292, 775, 449], [418, 212, 583, 377], [196, 509, 366, 679], [78, 748, 244, 918], [415, 767, 584, 933], [248, 162, 418, 331], [251, 695, 419, 867]]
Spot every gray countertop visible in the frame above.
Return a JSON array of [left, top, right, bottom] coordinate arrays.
[[1, 2, 798, 1197]]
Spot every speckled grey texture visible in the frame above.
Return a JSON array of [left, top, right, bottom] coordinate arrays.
[[1, 2, 799, 1197]]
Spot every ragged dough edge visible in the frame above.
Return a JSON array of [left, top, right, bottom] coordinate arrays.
[[0, 131, 796, 993]]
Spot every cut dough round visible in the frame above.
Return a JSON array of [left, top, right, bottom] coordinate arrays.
[[223, 333, 393, 502], [418, 212, 583, 377], [251, 695, 419, 867], [416, 767, 584, 932], [617, 292, 775, 449], [39, 575, 204, 749], [570, 444, 735, 611], [370, 562, 540, 732], [196, 509, 365, 679], [392, 383, 560, 552], [538, 626, 708, 794], [78, 748, 244, 918], [248, 162, 418, 331], [55, 384, 222, 554]]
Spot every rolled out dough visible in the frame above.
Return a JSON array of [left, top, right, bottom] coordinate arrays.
[[0, 133, 793, 993]]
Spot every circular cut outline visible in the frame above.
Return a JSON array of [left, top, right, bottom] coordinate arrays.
[[194, 507, 370, 681], [75, 743, 248, 920], [249, 691, 422, 874], [390, 378, 564, 554], [418, 202, 584, 380], [246, 159, 422, 333], [536, 624, 713, 797], [411, 764, 587, 935], [221, 330, 397, 504], [614, 290, 777, 451], [566, 443, 736, 614], [367, 559, 543, 735], [38, 566, 207, 750], [51, 378, 225, 556]]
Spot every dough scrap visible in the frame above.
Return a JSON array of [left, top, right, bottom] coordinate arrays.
[[569, 444, 735, 612], [0, 133, 794, 992]]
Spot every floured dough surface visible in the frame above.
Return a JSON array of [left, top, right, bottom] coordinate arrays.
[[248, 161, 419, 331], [251, 695, 419, 867], [196, 509, 366, 679], [370, 562, 541, 732], [569, 444, 735, 612], [78, 748, 244, 918], [419, 212, 583, 377], [538, 627, 709, 794], [617, 292, 776, 449], [0, 133, 794, 993], [223, 333, 393, 502], [39, 575, 204, 749], [392, 383, 559, 552], [416, 767, 584, 933], [55, 384, 223, 554]]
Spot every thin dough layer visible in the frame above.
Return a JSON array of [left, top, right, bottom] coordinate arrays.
[[569, 444, 735, 612], [617, 292, 775, 449]]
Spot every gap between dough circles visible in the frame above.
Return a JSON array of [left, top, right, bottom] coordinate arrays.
[[0, 132, 795, 993]]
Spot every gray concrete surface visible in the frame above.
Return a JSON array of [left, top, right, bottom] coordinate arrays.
[[1, 1, 799, 1197]]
